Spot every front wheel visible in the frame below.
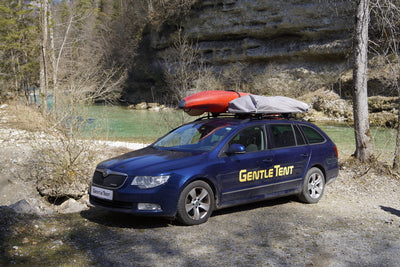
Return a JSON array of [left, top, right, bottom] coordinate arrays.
[[177, 180, 214, 225], [299, 167, 325, 203]]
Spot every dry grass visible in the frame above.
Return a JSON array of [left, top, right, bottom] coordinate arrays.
[[1, 101, 110, 200], [185, 64, 342, 97], [4, 101, 48, 132], [250, 66, 340, 97]]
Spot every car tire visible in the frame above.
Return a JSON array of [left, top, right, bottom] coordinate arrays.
[[177, 180, 214, 225], [299, 167, 325, 204]]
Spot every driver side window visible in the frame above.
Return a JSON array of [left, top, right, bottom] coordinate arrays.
[[229, 126, 266, 153]]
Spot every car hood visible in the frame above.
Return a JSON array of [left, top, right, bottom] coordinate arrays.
[[97, 146, 207, 175]]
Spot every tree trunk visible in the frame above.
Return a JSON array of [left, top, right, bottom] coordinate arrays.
[[393, 98, 400, 170], [352, 0, 372, 162], [49, 7, 58, 111], [40, 0, 48, 115]]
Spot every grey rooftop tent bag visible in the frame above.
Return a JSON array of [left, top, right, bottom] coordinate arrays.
[[228, 95, 309, 114]]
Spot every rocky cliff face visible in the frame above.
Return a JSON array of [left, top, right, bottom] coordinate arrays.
[[124, 0, 355, 103], [152, 0, 354, 66]]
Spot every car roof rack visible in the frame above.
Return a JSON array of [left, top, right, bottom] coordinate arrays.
[[194, 113, 235, 121], [194, 112, 306, 122]]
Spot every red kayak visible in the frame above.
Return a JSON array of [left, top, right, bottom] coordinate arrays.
[[179, 90, 249, 116]]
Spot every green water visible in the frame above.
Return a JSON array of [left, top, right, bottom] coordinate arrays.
[[84, 105, 197, 143], [84, 104, 396, 160]]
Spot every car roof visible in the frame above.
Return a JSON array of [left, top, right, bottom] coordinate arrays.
[[192, 115, 312, 127]]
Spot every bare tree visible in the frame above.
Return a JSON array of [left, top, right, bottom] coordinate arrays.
[[160, 29, 203, 102], [30, 1, 129, 200], [48, 1, 127, 106], [147, 0, 197, 26], [39, 0, 49, 114], [353, 0, 373, 162]]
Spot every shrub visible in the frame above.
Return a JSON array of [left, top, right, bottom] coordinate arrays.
[[250, 65, 341, 97], [27, 107, 101, 200]]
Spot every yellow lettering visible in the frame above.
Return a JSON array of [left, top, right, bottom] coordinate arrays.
[[239, 165, 295, 182], [274, 165, 281, 176], [252, 171, 259, 180], [239, 169, 247, 182], [268, 168, 274, 178], [247, 171, 253, 181], [259, 169, 266, 179]]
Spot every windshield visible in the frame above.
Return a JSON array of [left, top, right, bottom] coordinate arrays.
[[153, 121, 234, 152]]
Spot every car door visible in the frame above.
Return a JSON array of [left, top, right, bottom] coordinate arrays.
[[266, 123, 311, 193], [217, 125, 277, 206]]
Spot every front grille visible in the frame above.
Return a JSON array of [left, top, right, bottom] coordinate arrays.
[[92, 170, 128, 189], [90, 196, 133, 210]]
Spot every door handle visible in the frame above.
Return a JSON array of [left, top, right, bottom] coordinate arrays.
[[300, 153, 309, 157], [262, 158, 273, 163]]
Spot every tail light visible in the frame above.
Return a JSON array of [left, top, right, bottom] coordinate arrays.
[[334, 146, 338, 158]]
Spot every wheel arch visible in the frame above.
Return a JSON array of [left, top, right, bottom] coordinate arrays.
[[176, 177, 218, 225], [299, 164, 326, 203], [308, 164, 326, 182], [182, 176, 219, 209]]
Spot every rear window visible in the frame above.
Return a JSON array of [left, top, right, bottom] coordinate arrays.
[[300, 125, 325, 144]]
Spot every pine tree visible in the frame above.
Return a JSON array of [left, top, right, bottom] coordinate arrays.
[[0, 0, 40, 100]]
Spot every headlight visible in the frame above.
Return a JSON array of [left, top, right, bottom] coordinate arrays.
[[131, 175, 170, 189]]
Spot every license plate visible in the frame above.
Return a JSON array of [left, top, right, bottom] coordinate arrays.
[[91, 186, 113, 200]]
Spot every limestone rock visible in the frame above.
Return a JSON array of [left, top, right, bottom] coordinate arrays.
[[301, 88, 352, 121], [9, 199, 35, 214], [368, 96, 398, 113], [135, 102, 148, 110], [127, 0, 356, 102], [57, 198, 89, 214], [7, 199, 54, 215], [152, 0, 354, 65]]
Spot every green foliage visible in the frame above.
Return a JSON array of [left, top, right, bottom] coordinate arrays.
[[0, 0, 200, 101], [0, 0, 40, 98]]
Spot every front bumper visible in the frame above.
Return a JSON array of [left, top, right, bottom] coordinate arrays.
[[89, 184, 179, 217]]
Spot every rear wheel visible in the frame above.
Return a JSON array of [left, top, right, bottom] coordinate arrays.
[[299, 167, 325, 203], [177, 180, 214, 225]]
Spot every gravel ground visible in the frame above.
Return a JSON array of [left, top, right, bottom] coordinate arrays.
[[1, 104, 400, 266], [1, 168, 399, 266]]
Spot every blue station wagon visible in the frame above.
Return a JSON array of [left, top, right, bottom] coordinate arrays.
[[89, 115, 339, 225]]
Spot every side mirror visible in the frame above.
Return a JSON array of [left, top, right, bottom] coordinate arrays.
[[226, 144, 246, 155]]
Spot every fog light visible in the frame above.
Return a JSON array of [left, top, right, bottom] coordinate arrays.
[[138, 203, 162, 211]]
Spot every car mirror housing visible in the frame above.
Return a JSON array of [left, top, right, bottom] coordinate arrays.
[[226, 144, 246, 155]]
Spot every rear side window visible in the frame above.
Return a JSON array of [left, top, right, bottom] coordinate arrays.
[[270, 124, 296, 148], [301, 125, 325, 144], [294, 125, 306, 145]]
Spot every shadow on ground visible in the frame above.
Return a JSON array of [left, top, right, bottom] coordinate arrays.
[[80, 207, 173, 229], [380, 205, 400, 217], [81, 195, 297, 228]]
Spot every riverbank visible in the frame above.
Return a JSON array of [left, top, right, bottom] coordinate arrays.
[[0, 102, 148, 213], [300, 88, 399, 128]]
